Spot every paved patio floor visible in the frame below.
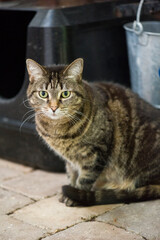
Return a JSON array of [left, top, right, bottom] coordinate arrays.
[[0, 158, 159, 240]]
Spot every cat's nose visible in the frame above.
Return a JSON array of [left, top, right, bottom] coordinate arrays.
[[51, 106, 58, 112]]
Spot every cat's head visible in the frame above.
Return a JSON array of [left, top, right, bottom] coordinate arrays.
[[26, 58, 86, 121]]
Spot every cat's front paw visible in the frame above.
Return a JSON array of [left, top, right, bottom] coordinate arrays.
[[76, 177, 93, 191], [59, 193, 80, 207]]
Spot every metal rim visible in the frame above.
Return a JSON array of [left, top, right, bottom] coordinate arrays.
[[124, 21, 160, 36], [133, 21, 143, 35]]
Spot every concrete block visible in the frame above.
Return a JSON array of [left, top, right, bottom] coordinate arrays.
[[1, 170, 68, 200], [96, 200, 160, 240], [13, 195, 120, 233], [43, 222, 143, 240]]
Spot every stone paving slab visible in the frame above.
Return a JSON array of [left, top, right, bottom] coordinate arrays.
[[1, 158, 159, 240], [0, 215, 47, 240], [43, 221, 144, 240], [0, 166, 24, 182], [96, 200, 160, 240], [0, 158, 33, 183], [12, 195, 121, 233], [1, 170, 68, 200], [0, 187, 33, 215], [0, 158, 32, 172]]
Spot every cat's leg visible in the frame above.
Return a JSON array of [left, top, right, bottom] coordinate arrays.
[[61, 156, 105, 206], [76, 170, 97, 190], [66, 161, 78, 187], [76, 156, 105, 191], [59, 162, 80, 206]]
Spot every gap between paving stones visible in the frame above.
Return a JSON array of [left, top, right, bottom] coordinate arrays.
[[11, 209, 88, 234], [11, 192, 61, 219], [39, 220, 146, 240], [0, 215, 49, 240], [0, 170, 68, 201], [8, 203, 130, 240], [5, 189, 150, 240], [0, 185, 37, 203], [0, 159, 155, 240], [38, 234, 53, 240], [1, 160, 143, 239], [0, 182, 59, 202], [88, 218, 147, 240], [11, 195, 123, 236], [0, 160, 33, 178], [37, 222, 91, 240], [96, 218, 148, 240], [8, 213, 52, 238], [36, 219, 100, 239], [90, 204, 124, 221], [37, 200, 124, 235], [1, 166, 140, 239], [0, 172, 32, 184], [4, 185, 147, 240], [7, 200, 36, 216]]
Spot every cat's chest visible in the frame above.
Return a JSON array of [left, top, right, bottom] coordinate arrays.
[[42, 133, 82, 162]]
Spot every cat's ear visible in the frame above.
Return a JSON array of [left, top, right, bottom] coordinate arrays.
[[26, 59, 47, 83], [63, 58, 84, 82]]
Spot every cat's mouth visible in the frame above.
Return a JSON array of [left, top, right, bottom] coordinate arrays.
[[51, 110, 60, 118], [50, 111, 60, 119], [40, 108, 61, 120]]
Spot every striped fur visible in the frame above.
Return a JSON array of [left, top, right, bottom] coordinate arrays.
[[26, 58, 160, 206], [62, 185, 160, 206]]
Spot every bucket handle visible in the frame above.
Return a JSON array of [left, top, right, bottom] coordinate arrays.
[[133, 0, 144, 35]]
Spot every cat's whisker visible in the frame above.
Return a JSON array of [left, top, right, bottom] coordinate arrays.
[[22, 99, 41, 110], [22, 99, 32, 109], [22, 109, 35, 121], [20, 110, 44, 132], [71, 109, 91, 123], [65, 114, 81, 128], [22, 98, 29, 104], [77, 111, 91, 122], [20, 113, 36, 132], [64, 112, 78, 125]]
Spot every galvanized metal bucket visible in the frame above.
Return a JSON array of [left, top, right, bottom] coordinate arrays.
[[124, 0, 160, 108]]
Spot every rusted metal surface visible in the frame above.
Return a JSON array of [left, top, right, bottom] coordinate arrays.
[[0, 0, 159, 21], [0, 0, 159, 15], [115, 1, 160, 18]]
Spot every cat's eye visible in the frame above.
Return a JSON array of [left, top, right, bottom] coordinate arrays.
[[61, 91, 71, 98], [39, 91, 48, 98]]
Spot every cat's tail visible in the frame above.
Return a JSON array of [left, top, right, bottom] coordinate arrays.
[[62, 185, 160, 206]]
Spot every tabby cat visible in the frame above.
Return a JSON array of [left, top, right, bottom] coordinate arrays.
[[26, 58, 160, 206]]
